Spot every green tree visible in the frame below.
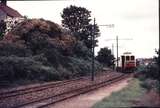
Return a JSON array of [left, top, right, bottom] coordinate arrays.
[[61, 5, 100, 48], [96, 47, 115, 67], [154, 49, 160, 65], [141, 49, 160, 80]]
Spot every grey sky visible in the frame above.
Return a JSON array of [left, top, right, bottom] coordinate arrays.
[[7, 0, 159, 58]]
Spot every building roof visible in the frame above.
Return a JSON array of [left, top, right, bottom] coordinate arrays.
[[0, 3, 22, 18]]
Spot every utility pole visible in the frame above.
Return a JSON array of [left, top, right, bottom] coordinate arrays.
[[112, 43, 114, 55], [91, 18, 95, 81], [91, 21, 114, 81], [105, 37, 132, 71], [116, 36, 118, 70], [111, 43, 115, 70]]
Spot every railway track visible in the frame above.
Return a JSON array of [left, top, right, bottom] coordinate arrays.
[[0, 72, 112, 99], [28, 74, 131, 108], [0, 72, 131, 108], [0, 77, 85, 99]]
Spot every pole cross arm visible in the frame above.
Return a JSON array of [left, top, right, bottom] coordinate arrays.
[[98, 24, 115, 28], [105, 38, 133, 41]]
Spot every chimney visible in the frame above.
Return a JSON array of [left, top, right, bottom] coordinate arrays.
[[1, 0, 7, 5]]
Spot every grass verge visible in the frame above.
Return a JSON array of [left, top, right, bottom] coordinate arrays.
[[92, 78, 147, 108]]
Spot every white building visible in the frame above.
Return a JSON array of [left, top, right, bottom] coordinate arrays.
[[0, 0, 22, 21], [0, 1, 24, 34]]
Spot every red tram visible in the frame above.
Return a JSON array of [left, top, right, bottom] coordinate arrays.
[[119, 52, 136, 72]]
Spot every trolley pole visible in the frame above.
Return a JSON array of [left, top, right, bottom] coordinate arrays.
[[91, 18, 95, 81]]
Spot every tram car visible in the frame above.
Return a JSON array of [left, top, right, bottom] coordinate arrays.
[[119, 52, 136, 72]]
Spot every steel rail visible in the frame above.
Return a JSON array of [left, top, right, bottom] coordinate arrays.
[[0, 77, 85, 99], [16, 73, 132, 108]]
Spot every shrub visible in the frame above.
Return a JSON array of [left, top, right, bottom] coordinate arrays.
[[60, 57, 103, 77], [0, 42, 32, 57], [73, 41, 92, 58], [96, 47, 115, 67], [0, 18, 103, 87], [0, 20, 6, 40], [136, 63, 159, 92], [140, 79, 159, 92], [0, 56, 61, 82]]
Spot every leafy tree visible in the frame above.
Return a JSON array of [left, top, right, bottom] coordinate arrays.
[[154, 49, 160, 65], [138, 49, 160, 80], [0, 20, 6, 40], [61, 5, 100, 48], [96, 47, 115, 67], [83, 24, 100, 48]]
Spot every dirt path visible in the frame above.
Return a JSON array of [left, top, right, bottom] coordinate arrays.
[[50, 78, 132, 108]]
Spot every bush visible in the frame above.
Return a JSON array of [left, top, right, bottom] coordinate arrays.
[[0, 42, 32, 57], [73, 41, 92, 59], [96, 47, 115, 67], [140, 79, 159, 92], [144, 63, 159, 80], [60, 57, 103, 77], [136, 63, 159, 92], [0, 56, 61, 82], [0, 18, 103, 87], [59, 57, 91, 76], [44, 47, 61, 68], [0, 20, 6, 40]]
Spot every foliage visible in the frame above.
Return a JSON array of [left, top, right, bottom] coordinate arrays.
[[73, 41, 92, 58], [61, 5, 100, 48], [0, 18, 24, 40], [154, 49, 160, 65], [61, 5, 91, 34], [140, 79, 159, 92], [96, 47, 115, 67], [135, 50, 160, 92], [92, 79, 146, 108], [136, 50, 159, 80], [0, 41, 32, 57], [60, 57, 102, 77], [0, 56, 61, 82], [0, 18, 103, 87], [3, 19, 76, 56], [144, 63, 159, 80], [0, 20, 6, 40], [136, 63, 160, 92]]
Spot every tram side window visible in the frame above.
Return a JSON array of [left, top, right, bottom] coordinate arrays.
[[122, 56, 125, 61], [126, 56, 130, 61], [131, 56, 135, 60]]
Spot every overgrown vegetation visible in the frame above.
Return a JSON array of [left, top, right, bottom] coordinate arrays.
[[92, 79, 146, 108], [92, 50, 160, 108], [0, 18, 102, 87], [0, 5, 113, 88], [135, 49, 160, 92], [96, 47, 115, 67], [0, 20, 6, 40]]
